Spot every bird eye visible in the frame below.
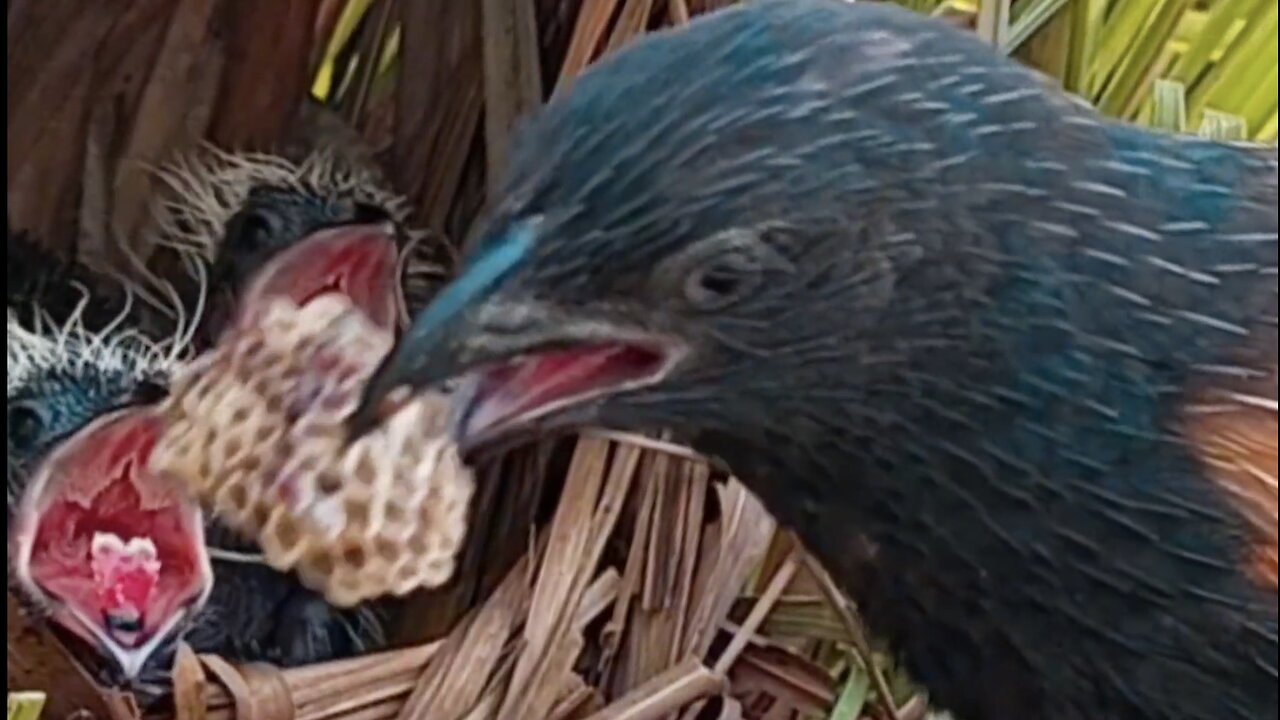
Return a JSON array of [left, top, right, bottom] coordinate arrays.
[[225, 201, 285, 257], [131, 379, 169, 405], [237, 211, 276, 252], [8, 401, 49, 450], [683, 251, 760, 311]]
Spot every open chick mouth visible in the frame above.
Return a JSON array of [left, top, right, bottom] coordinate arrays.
[[10, 409, 212, 680], [448, 340, 683, 459], [239, 221, 400, 330]]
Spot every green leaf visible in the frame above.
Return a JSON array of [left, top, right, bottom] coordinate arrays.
[[1198, 109, 1249, 140], [1096, 0, 1193, 118], [7, 693, 46, 720], [1063, 0, 1107, 94], [829, 663, 872, 720], [1004, 0, 1069, 55], [311, 0, 378, 100], [1169, 7, 1209, 51], [1258, 113, 1278, 142], [1199, 17, 1279, 120], [1151, 78, 1188, 132], [931, 0, 979, 17], [1187, 0, 1278, 124], [1088, 0, 1162, 98], [1168, 0, 1259, 85], [1239, 64, 1278, 137], [739, 595, 852, 643]]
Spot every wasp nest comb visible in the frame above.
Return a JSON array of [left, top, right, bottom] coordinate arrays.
[[150, 295, 473, 607]]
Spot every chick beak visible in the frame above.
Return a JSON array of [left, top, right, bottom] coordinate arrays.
[[9, 408, 213, 681], [238, 221, 400, 330]]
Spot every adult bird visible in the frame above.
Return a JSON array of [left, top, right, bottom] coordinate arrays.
[[7, 138, 421, 700], [352, 1, 1278, 718]]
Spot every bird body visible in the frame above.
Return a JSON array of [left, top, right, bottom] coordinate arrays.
[[357, 2, 1277, 718]]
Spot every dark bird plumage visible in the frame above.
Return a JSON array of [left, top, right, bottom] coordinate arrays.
[[7, 145, 409, 700], [356, 2, 1278, 718]]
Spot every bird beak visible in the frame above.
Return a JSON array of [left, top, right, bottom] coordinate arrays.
[[9, 408, 213, 682], [349, 289, 682, 454], [238, 221, 400, 330]]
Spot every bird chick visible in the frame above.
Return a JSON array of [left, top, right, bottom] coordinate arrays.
[[355, 2, 1277, 719], [8, 138, 426, 698], [149, 147, 420, 342], [8, 300, 212, 692]]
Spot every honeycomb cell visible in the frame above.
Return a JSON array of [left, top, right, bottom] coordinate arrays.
[[219, 478, 250, 513], [373, 537, 399, 565], [250, 503, 271, 533], [383, 502, 406, 526], [270, 513, 301, 552], [344, 497, 370, 530], [341, 543, 367, 570], [317, 471, 342, 497], [149, 294, 475, 607]]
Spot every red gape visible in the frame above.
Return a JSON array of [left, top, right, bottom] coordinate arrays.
[[239, 223, 399, 331], [23, 411, 206, 652]]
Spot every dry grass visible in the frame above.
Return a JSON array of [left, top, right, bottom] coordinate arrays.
[[168, 435, 913, 720]]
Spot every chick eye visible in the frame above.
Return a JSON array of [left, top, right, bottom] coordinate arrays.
[[226, 208, 280, 255], [8, 401, 49, 450], [131, 379, 169, 405], [683, 252, 760, 311]]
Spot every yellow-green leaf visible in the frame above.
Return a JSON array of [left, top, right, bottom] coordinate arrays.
[[1151, 78, 1188, 132], [7, 693, 46, 720], [1198, 109, 1249, 140], [829, 664, 872, 720]]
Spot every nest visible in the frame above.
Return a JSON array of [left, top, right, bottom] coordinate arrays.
[[163, 437, 785, 720], [151, 295, 473, 607], [10, 432, 917, 720]]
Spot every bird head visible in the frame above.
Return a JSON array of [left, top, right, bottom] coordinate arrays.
[[8, 315, 211, 682], [232, 218, 400, 330], [9, 408, 212, 681], [350, 0, 1095, 453], [151, 149, 431, 341]]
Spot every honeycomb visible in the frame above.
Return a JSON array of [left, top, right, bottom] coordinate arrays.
[[149, 295, 473, 607]]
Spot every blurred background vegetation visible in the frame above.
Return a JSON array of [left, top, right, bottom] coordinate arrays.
[[310, 0, 1277, 143], [6, 1, 1276, 719], [908, 0, 1277, 141]]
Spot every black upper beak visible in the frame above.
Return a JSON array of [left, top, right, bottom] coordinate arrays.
[[347, 293, 646, 445], [348, 222, 543, 441], [347, 293, 569, 443], [346, 301, 479, 443]]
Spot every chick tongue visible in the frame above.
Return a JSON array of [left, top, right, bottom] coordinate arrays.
[[90, 533, 161, 646]]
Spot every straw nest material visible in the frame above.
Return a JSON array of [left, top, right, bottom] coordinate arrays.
[[162, 436, 907, 720], [12, 429, 925, 720]]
